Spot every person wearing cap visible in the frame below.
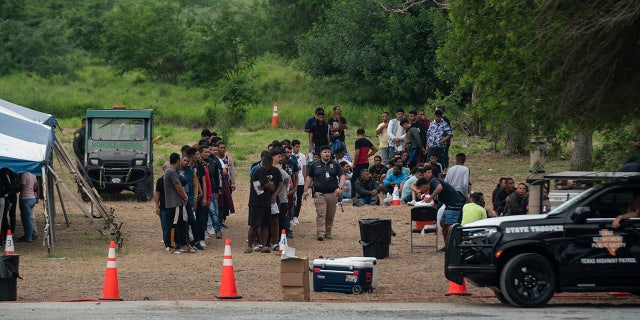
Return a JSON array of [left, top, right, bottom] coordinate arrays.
[[303, 145, 346, 241]]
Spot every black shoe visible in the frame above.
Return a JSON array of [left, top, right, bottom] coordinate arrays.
[[193, 242, 204, 251], [438, 247, 446, 253], [286, 233, 293, 239], [221, 224, 230, 229], [215, 230, 222, 239], [16, 236, 33, 243], [317, 236, 324, 241]]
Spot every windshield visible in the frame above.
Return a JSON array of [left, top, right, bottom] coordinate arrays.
[[91, 118, 145, 141], [547, 185, 600, 215]]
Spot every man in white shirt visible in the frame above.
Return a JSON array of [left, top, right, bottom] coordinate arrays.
[[387, 108, 406, 157]]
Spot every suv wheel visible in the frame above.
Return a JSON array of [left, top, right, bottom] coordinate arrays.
[[499, 253, 556, 307], [493, 289, 509, 304], [134, 177, 153, 202]]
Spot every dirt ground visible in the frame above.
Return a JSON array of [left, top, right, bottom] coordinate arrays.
[[5, 134, 638, 305]]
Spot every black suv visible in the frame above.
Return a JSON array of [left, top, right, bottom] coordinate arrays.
[[445, 173, 640, 307]]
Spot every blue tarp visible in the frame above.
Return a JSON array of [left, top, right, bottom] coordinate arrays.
[[0, 99, 56, 175]]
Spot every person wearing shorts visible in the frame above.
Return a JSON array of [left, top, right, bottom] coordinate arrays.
[[246, 151, 282, 253], [424, 177, 465, 252]]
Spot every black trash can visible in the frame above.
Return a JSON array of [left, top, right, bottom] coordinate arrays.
[[0, 254, 20, 301], [358, 218, 393, 259]]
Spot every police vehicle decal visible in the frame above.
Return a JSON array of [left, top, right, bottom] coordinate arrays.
[[592, 228, 625, 256], [464, 213, 550, 227], [504, 225, 564, 234]]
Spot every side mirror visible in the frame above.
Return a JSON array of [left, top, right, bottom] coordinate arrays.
[[571, 206, 590, 224]]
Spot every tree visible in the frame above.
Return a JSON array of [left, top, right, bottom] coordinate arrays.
[[101, 0, 189, 82], [297, 0, 449, 104]]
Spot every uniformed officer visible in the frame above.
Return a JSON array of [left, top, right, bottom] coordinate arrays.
[[73, 118, 86, 162], [303, 145, 346, 241]]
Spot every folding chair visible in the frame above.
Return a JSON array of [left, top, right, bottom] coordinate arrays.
[[410, 206, 438, 252]]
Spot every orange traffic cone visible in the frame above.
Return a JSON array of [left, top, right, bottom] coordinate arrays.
[[216, 238, 242, 299], [4, 229, 15, 254], [271, 102, 278, 127], [100, 240, 122, 300], [277, 229, 287, 256], [445, 279, 471, 296], [391, 185, 401, 206]]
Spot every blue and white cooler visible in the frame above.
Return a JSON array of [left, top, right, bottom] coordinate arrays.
[[312, 257, 378, 294]]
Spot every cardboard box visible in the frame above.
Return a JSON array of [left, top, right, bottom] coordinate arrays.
[[282, 286, 310, 302], [280, 257, 309, 273], [280, 272, 310, 287]]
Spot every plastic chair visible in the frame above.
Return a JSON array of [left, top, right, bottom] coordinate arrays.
[[410, 206, 438, 252]]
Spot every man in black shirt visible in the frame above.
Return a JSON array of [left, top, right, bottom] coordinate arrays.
[[303, 145, 346, 241], [246, 151, 282, 253]]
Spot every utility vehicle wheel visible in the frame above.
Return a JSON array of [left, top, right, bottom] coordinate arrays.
[[135, 177, 154, 202], [499, 253, 556, 308]]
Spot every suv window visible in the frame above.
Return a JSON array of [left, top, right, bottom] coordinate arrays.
[[585, 187, 637, 219]]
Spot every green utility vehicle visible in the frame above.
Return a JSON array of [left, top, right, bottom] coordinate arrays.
[[83, 107, 154, 201]]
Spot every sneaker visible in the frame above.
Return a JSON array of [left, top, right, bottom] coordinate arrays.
[[261, 246, 271, 253], [289, 219, 296, 226], [215, 229, 222, 239], [165, 247, 171, 253], [253, 244, 263, 251], [271, 244, 279, 251], [207, 229, 215, 236], [171, 249, 182, 255], [244, 248, 252, 254], [341, 198, 352, 204], [317, 235, 324, 241], [199, 240, 206, 248], [407, 200, 416, 206], [292, 217, 300, 225], [438, 247, 446, 253], [221, 223, 230, 229], [194, 242, 204, 251]]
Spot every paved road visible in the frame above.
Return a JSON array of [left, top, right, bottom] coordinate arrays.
[[2, 301, 639, 319]]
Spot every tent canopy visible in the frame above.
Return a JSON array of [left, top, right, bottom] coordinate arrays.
[[0, 99, 56, 175]]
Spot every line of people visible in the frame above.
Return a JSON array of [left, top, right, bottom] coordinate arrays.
[[155, 131, 237, 254]]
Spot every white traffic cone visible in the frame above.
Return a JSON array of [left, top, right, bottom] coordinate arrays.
[[277, 229, 288, 255], [4, 229, 15, 254], [391, 185, 401, 206]]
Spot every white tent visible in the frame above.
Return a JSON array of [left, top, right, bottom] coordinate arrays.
[[1, 98, 58, 253], [0, 99, 56, 175]]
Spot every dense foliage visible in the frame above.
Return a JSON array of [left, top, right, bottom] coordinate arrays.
[[1, 0, 639, 168]]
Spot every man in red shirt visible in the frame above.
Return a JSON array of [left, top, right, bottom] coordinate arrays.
[[352, 128, 378, 198]]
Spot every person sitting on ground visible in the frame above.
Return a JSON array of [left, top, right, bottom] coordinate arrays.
[[427, 154, 444, 179], [400, 167, 423, 205], [503, 183, 528, 215], [612, 190, 640, 228], [369, 155, 387, 193], [339, 161, 353, 202], [333, 147, 352, 167], [354, 169, 380, 206], [383, 164, 409, 193], [461, 192, 488, 226]]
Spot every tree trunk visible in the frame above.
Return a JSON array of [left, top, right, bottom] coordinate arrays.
[[570, 130, 593, 170]]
